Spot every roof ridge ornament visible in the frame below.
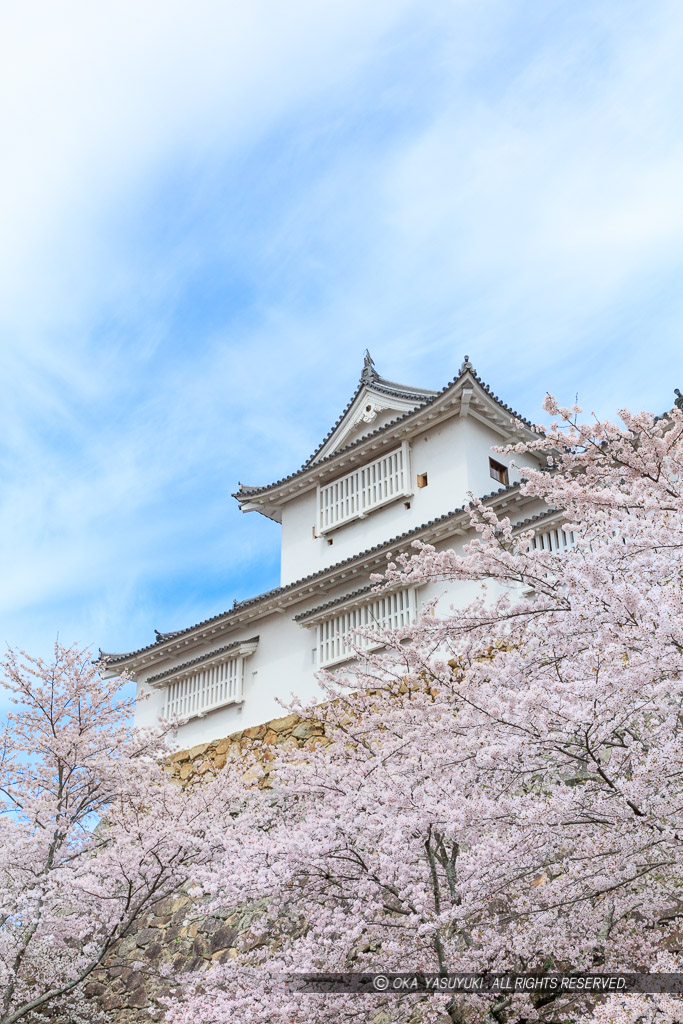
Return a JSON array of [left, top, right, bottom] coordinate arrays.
[[675, 388, 683, 411], [154, 628, 183, 643], [459, 354, 473, 374], [361, 349, 377, 383]]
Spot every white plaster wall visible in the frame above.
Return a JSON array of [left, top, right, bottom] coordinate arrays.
[[279, 416, 543, 586], [279, 487, 319, 586], [134, 575, 380, 747], [461, 416, 541, 500], [135, 611, 321, 748], [138, 501, 548, 750]]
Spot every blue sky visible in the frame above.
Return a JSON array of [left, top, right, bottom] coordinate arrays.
[[1, 0, 682, 666]]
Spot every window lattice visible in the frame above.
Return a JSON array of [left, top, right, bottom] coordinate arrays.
[[163, 657, 244, 720], [530, 526, 576, 552], [317, 588, 417, 668], [318, 444, 410, 533]]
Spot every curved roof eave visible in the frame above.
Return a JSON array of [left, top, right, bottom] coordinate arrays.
[[98, 481, 532, 671], [234, 357, 539, 502]]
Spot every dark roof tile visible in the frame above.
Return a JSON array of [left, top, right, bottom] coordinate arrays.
[[146, 636, 259, 685], [100, 482, 520, 666], [234, 361, 537, 501]]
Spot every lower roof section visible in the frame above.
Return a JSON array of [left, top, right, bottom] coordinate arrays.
[[145, 637, 259, 688], [99, 484, 555, 677]]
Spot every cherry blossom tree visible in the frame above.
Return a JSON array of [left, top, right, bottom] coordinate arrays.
[[0, 642, 229, 1024], [164, 398, 683, 1024]]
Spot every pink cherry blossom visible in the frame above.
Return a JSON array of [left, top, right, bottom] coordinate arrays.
[[165, 400, 683, 1024], [0, 643, 234, 1024]]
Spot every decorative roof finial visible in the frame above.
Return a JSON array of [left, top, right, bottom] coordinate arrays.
[[459, 354, 473, 374], [675, 388, 683, 411], [361, 349, 376, 383]]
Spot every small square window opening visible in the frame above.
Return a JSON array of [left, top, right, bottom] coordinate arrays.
[[489, 458, 509, 486]]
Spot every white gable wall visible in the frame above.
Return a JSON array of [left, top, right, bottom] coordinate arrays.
[[328, 407, 410, 452], [312, 383, 430, 463]]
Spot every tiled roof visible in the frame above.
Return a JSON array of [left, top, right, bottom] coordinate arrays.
[[301, 360, 438, 469], [98, 482, 521, 667], [154, 629, 184, 643], [294, 583, 376, 623], [234, 357, 537, 501], [294, 506, 565, 623], [146, 637, 259, 685]]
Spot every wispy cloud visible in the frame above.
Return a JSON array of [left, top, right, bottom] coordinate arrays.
[[0, 0, 682, 662]]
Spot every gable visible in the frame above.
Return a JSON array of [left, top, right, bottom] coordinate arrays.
[[233, 354, 541, 517], [312, 385, 423, 461], [309, 352, 437, 464]]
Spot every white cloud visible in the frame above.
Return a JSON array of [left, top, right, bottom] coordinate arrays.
[[0, 0, 419, 328], [1, 0, 682, 659]]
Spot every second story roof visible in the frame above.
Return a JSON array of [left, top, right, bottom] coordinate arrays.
[[233, 355, 539, 520]]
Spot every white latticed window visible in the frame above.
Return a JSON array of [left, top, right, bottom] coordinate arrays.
[[160, 640, 258, 720], [530, 526, 576, 552], [317, 588, 418, 668], [318, 442, 411, 534]]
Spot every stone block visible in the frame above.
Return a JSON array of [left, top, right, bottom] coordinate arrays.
[[128, 986, 148, 1009], [304, 735, 331, 750], [268, 713, 300, 733], [292, 720, 323, 740], [243, 724, 266, 740], [101, 991, 126, 1011], [135, 927, 157, 947], [117, 935, 137, 956], [280, 736, 300, 751], [84, 981, 105, 997], [189, 742, 210, 759], [169, 750, 189, 763], [124, 971, 144, 990], [210, 925, 238, 952]]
